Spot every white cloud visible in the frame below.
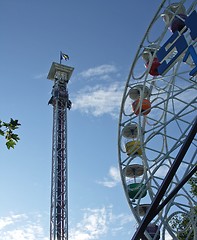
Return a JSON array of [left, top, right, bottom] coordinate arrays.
[[0, 207, 134, 240], [70, 206, 133, 240], [0, 214, 27, 230], [80, 65, 117, 79], [0, 213, 48, 240], [97, 166, 121, 188], [72, 83, 123, 117], [0, 217, 14, 230], [2, 226, 46, 240], [70, 207, 107, 240]]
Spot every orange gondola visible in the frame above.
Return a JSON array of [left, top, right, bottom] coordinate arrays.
[[132, 99, 151, 115]]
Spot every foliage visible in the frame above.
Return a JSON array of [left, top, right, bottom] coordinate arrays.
[[169, 171, 197, 240], [189, 171, 197, 197], [0, 118, 20, 149]]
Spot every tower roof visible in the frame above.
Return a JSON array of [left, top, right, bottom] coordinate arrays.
[[47, 62, 74, 81]]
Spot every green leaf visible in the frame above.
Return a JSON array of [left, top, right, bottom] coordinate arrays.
[[0, 129, 4, 136], [10, 133, 20, 142], [0, 118, 20, 149], [6, 139, 16, 149], [9, 118, 21, 130], [2, 122, 9, 128]]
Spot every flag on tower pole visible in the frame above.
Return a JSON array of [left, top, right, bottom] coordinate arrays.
[[60, 51, 69, 64]]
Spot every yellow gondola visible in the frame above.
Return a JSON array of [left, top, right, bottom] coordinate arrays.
[[125, 141, 142, 156]]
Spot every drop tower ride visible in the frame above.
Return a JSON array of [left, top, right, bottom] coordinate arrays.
[[47, 61, 74, 240]]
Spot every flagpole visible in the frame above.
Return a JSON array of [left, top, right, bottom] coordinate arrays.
[[60, 51, 62, 64]]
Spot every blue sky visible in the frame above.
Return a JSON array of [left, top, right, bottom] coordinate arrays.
[[0, 1, 175, 240]]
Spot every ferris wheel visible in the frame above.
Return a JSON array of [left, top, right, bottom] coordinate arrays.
[[118, 1, 197, 239]]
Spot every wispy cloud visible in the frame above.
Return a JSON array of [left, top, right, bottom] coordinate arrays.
[[154, 164, 170, 178], [80, 64, 117, 79], [0, 214, 25, 230], [0, 213, 48, 240], [70, 207, 107, 240], [72, 83, 124, 117], [34, 73, 47, 79], [70, 205, 134, 240], [97, 166, 121, 188], [0, 207, 134, 240], [2, 226, 47, 240]]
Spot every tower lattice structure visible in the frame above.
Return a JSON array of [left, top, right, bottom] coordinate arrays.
[[47, 62, 74, 240]]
